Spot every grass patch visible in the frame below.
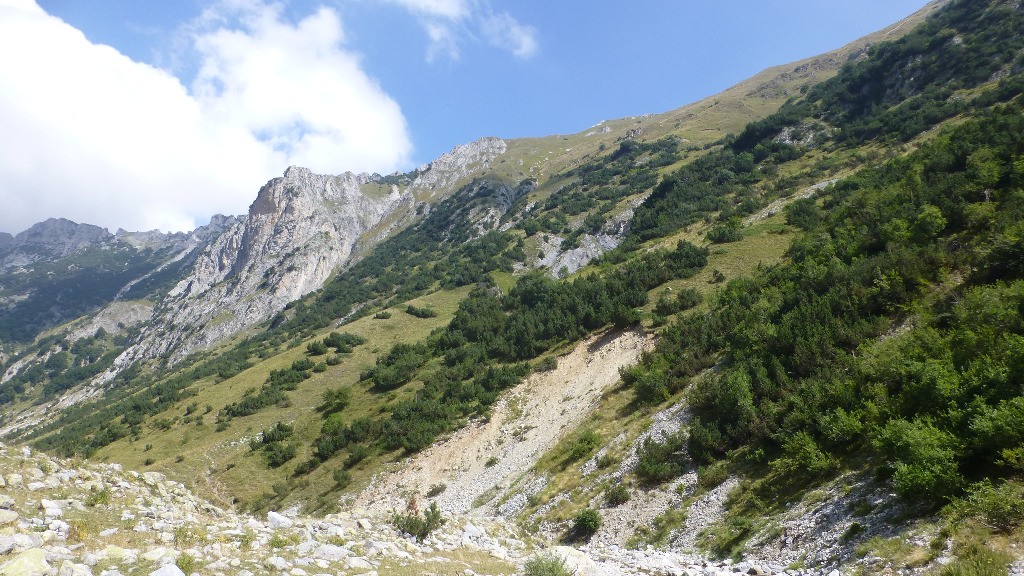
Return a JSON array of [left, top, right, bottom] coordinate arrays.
[[524, 553, 570, 576], [632, 507, 689, 548]]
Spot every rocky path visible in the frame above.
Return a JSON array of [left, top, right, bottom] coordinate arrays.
[[0, 442, 829, 576]]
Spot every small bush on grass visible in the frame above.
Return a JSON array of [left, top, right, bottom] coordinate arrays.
[[176, 552, 198, 574], [606, 484, 631, 507], [940, 542, 1012, 576], [524, 552, 570, 576], [393, 502, 445, 542], [570, 509, 601, 541]]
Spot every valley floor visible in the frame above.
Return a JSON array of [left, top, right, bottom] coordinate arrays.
[[0, 441, 818, 576]]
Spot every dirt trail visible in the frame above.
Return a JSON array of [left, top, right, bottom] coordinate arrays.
[[354, 329, 653, 517]]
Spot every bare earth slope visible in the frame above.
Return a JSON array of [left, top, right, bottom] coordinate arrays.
[[355, 329, 653, 517]]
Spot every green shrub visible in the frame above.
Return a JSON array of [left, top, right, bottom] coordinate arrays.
[[769, 432, 837, 480], [85, 487, 111, 507], [405, 305, 438, 318], [176, 552, 197, 574], [606, 484, 630, 507], [636, 433, 686, 483], [565, 429, 601, 463], [345, 444, 371, 468], [264, 443, 296, 468], [697, 462, 729, 491], [939, 542, 1012, 576], [840, 522, 865, 543], [534, 356, 558, 372], [675, 287, 702, 310], [292, 458, 318, 476], [427, 483, 447, 497], [653, 294, 680, 317], [306, 341, 328, 356], [963, 480, 1024, 533], [706, 222, 742, 244], [393, 502, 445, 542], [373, 311, 392, 319], [876, 418, 963, 506], [572, 509, 601, 540], [332, 469, 351, 488], [323, 332, 366, 350], [524, 553, 570, 576], [320, 387, 351, 412]]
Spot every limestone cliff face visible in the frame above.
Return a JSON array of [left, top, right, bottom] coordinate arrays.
[[117, 167, 411, 365], [112, 137, 508, 367]]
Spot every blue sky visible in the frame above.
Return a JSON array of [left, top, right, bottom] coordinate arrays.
[[1, 0, 931, 234]]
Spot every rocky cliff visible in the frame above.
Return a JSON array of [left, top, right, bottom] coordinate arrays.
[[0, 218, 113, 271], [116, 167, 410, 366], [107, 137, 508, 370]]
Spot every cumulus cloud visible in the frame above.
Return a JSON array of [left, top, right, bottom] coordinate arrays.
[[384, 0, 538, 61], [0, 0, 411, 234]]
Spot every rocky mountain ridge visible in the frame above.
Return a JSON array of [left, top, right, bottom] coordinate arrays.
[[0, 137, 510, 384], [112, 136, 510, 368]]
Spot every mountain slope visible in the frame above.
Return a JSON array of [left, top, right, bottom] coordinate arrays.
[[10, 1, 1024, 574], [0, 0, 941, 402]]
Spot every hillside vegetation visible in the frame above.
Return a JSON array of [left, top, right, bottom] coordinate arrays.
[[4, 0, 1024, 572]]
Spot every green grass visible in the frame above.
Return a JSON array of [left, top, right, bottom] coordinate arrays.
[[524, 553, 570, 576], [95, 286, 473, 511], [377, 548, 516, 576]]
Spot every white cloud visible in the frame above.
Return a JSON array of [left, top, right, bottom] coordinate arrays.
[[382, 0, 538, 62], [480, 12, 538, 59], [385, 0, 469, 20], [0, 0, 411, 235], [424, 20, 461, 62]]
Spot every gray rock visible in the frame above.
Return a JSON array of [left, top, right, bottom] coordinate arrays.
[[544, 547, 599, 576], [267, 511, 293, 529], [463, 523, 485, 538], [147, 566, 185, 576], [312, 544, 351, 561], [0, 510, 18, 525], [344, 557, 373, 570], [266, 556, 290, 570], [58, 562, 92, 576], [48, 520, 70, 533], [0, 548, 49, 576]]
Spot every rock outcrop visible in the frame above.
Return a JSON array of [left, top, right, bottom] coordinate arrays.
[[111, 137, 508, 368], [113, 167, 410, 366], [0, 219, 113, 271]]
